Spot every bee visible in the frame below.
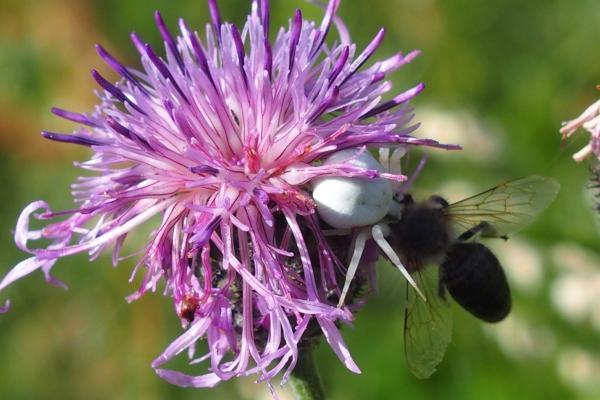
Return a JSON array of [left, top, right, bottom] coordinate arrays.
[[388, 176, 560, 378]]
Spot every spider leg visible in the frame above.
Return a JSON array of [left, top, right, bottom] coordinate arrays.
[[337, 229, 368, 308], [371, 224, 426, 301]]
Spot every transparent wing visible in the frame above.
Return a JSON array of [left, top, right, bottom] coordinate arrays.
[[404, 266, 453, 379], [444, 175, 560, 237]]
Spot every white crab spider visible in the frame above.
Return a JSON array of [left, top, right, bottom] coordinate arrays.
[[312, 147, 426, 307]]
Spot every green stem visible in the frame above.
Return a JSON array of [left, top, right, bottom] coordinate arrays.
[[289, 346, 325, 400]]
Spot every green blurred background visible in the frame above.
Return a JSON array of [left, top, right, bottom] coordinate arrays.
[[1, 0, 599, 399]]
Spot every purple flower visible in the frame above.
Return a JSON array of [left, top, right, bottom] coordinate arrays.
[[561, 88, 600, 162], [1, 0, 456, 390]]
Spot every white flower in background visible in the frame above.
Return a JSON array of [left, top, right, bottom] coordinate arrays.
[[561, 91, 600, 162]]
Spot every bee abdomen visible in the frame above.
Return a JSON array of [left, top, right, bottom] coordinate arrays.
[[440, 242, 511, 323]]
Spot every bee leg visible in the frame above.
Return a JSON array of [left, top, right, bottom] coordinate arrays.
[[372, 224, 426, 301], [337, 229, 368, 308], [457, 221, 499, 242], [437, 277, 448, 301]]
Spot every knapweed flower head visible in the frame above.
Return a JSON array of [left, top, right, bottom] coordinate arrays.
[[0, 0, 455, 390], [561, 87, 600, 162]]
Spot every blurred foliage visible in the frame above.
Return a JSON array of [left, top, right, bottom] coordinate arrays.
[[1, 0, 600, 399]]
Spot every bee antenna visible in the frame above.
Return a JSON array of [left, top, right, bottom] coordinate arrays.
[[371, 224, 426, 301], [337, 229, 369, 308]]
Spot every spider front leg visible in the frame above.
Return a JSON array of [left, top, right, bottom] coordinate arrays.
[[371, 223, 425, 301], [337, 224, 426, 308], [337, 228, 369, 308]]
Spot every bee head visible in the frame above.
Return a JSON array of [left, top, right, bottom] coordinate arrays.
[[427, 195, 449, 209]]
